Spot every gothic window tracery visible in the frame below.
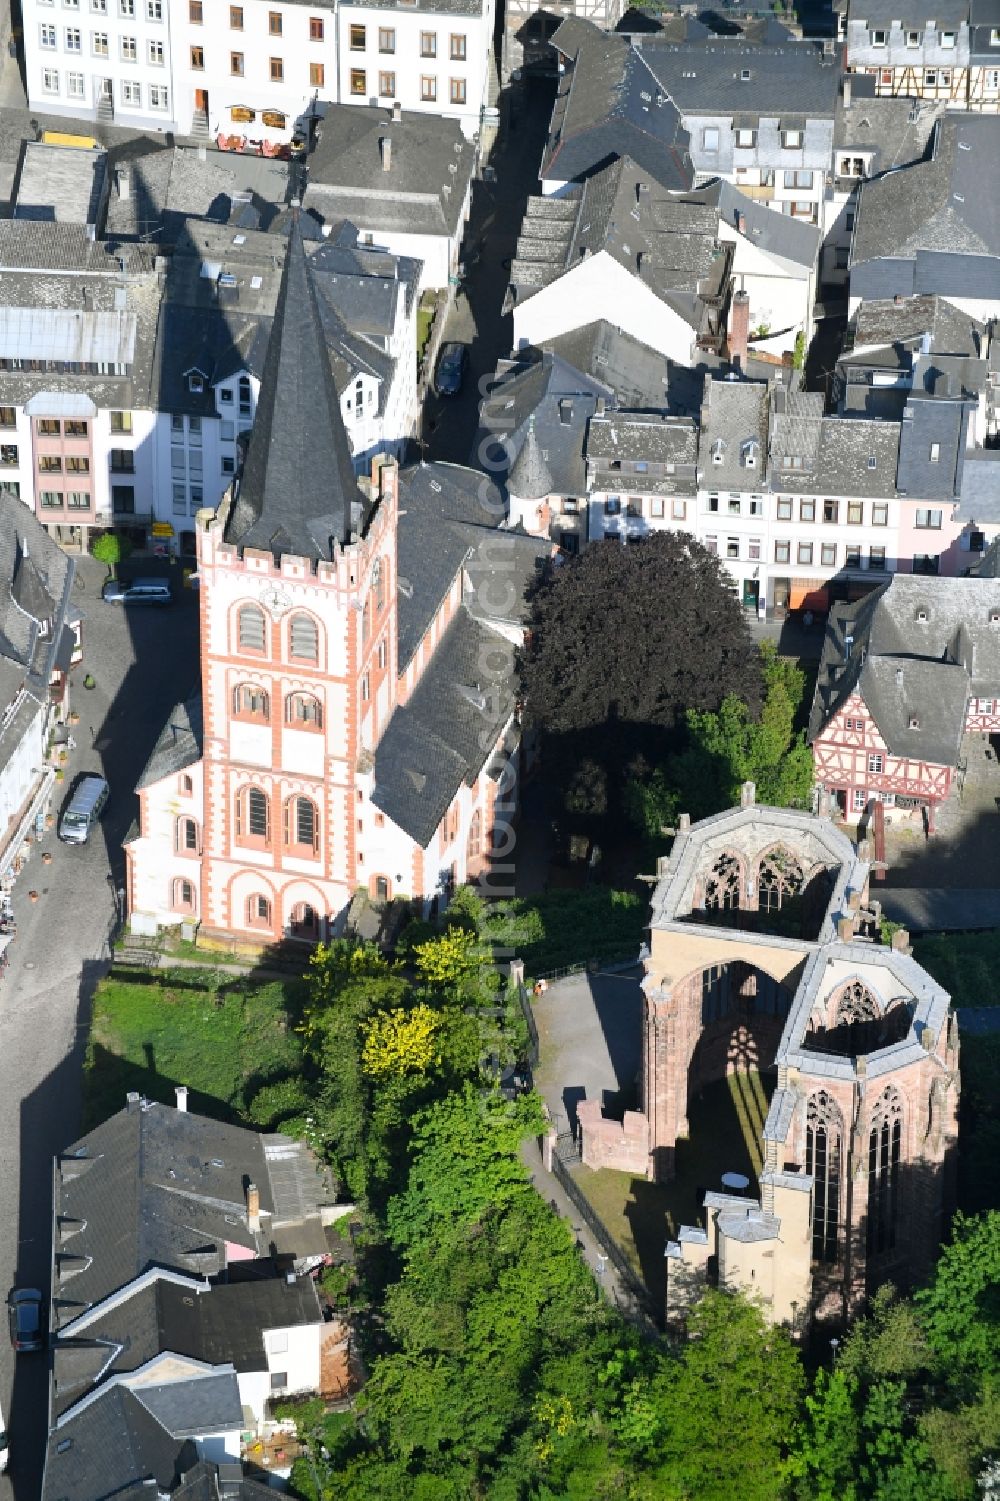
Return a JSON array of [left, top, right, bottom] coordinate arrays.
[[835, 979, 881, 1027], [806, 1090, 842, 1264], [756, 848, 804, 912], [867, 1085, 903, 1257], [704, 852, 742, 911]]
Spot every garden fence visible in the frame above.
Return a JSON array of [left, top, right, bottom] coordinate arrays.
[[549, 1151, 661, 1339]]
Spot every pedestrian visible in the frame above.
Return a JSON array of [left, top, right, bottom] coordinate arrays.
[[803, 609, 814, 632]]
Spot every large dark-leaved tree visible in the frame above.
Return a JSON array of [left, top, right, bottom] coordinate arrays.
[[519, 533, 763, 820], [520, 533, 761, 735]]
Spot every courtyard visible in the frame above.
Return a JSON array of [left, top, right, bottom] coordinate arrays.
[[531, 968, 774, 1298]]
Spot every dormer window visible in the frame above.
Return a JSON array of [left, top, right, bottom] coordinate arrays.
[[941, 29, 955, 46], [990, 610, 1000, 625], [908, 714, 921, 729], [781, 128, 802, 148], [991, 27, 1000, 44], [741, 439, 759, 469], [187, 371, 205, 394], [871, 28, 887, 45], [915, 608, 928, 622], [711, 439, 726, 465]]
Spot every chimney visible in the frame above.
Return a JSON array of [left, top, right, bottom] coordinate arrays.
[[740, 779, 756, 808], [891, 927, 911, 952], [843, 74, 852, 108], [247, 1181, 261, 1234], [678, 812, 691, 831], [379, 135, 391, 172], [391, 99, 402, 123], [126, 1091, 141, 1112], [175, 1085, 188, 1113], [729, 290, 750, 372], [116, 167, 130, 199], [837, 915, 855, 941]]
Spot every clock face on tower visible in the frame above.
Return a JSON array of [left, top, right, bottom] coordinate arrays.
[[260, 586, 292, 618]]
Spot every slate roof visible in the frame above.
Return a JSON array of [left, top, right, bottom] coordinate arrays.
[[304, 105, 474, 239], [53, 1273, 322, 1416], [768, 387, 824, 475], [586, 414, 699, 495], [774, 416, 902, 498], [955, 448, 1000, 522], [225, 216, 368, 560], [540, 322, 674, 409], [395, 461, 500, 670], [479, 352, 610, 500], [372, 607, 515, 846], [511, 155, 732, 332], [543, 29, 693, 187], [835, 81, 944, 173], [641, 35, 842, 116], [52, 1098, 330, 1331], [105, 144, 290, 241], [853, 114, 1000, 267], [699, 376, 770, 489], [847, 294, 985, 359], [710, 178, 820, 268], [809, 575, 1000, 762], [896, 395, 971, 500], [0, 497, 75, 769], [173, 1461, 276, 1501], [15, 142, 108, 228], [41, 1380, 210, 1501], [135, 697, 203, 791]]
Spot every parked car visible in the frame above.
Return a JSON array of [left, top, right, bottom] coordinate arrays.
[[7, 1288, 43, 1352], [101, 576, 172, 605], [58, 774, 110, 846], [434, 342, 468, 397], [0, 1394, 7, 1471]]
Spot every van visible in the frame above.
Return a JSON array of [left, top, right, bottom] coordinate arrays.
[[58, 774, 110, 845], [101, 577, 172, 606]]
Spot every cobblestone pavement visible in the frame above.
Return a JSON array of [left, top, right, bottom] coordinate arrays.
[[0, 558, 199, 1500]]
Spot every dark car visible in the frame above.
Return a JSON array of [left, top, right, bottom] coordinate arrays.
[[101, 576, 172, 606], [434, 342, 468, 397], [7, 1289, 43, 1353]]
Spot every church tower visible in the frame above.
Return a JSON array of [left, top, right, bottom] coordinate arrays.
[[194, 217, 399, 942]]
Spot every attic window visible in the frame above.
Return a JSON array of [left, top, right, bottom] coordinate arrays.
[[908, 714, 921, 729], [929, 442, 940, 462], [188, 373, 205, 393], [867, 455, 877, 469], [742, 439, 759, 469], [741, 68, 751, 80], [990, 611, 1000, 625], [711, 439, 726, 465], [915, 608, 928, 622], [232, 233, 246, 245]]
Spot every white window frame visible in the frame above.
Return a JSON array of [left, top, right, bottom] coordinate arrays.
[[42, 66, 60, 91]]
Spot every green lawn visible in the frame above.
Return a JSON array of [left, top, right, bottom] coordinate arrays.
[[483, 886, 647, 978], [911, 930, 1000, 1008], [84, 968, 305, 1130], [575, 1071, 774, 1296]]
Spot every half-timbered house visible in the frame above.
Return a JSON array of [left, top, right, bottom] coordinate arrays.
[[809, 574, 1000, 828]]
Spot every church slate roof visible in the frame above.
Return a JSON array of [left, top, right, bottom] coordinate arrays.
[[372, 607, 515, 847], [224, 216, 367, 560]]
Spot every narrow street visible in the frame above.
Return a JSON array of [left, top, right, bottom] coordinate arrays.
[[0, 558, 199, 1500], [422, 77, 554, 466]]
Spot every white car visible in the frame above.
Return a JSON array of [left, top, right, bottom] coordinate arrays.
[[0, 1395, 8, 1471]]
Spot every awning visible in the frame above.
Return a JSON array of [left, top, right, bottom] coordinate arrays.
[[788, 580, 829, 611]]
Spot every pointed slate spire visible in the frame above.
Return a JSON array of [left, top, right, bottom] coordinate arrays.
[[508, 413, 554, 500], [225, 211, 367, 559]]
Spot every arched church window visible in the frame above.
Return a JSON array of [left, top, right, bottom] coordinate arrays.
[[836, 979, 881, 1027], [867, 1086, 903, 1257], [806, 1090, 842, 1264], [704, 852, 742, 911], [757, 848, 804, 912]]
